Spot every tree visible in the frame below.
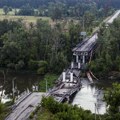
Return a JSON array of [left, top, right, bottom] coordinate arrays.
[[0, 103, 6, 120], [3, 6, 9, 15], [9, 7, 12, 11], [84, 11, 95, 31], [18, 4, 34, 16], [48, 2, 64, 21], [40, 97, 94, 120], [90, 19, 120, 77], [104, 83, 120, 120]]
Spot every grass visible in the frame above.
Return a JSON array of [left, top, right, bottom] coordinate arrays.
[[39, 74, 58, 92], [36, 109, 54, 120], [0, 102, 12, 120], [0, 8, 51, 23], [0, 8, 80, 27]]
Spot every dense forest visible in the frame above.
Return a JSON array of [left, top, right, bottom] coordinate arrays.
[[0, 0, 117, 18], [90, 18, 120, 78], [0, 1, 111, 74], [0, 0, 117, 75], [0, 19, 82, 74], [0, 0, 120, 9]]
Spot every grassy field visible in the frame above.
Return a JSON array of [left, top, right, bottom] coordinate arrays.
[[0, 8, 51, 23], [39, 74, 58, 92]]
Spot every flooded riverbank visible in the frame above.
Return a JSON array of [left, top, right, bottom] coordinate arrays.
[[0, 71, 120, 114], [73, 78, 106, 114], [72, 78, 120, 114], [0, 71, 42, 103]]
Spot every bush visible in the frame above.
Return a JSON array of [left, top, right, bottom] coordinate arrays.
[[40, 97, 94, 120], [29, 60, 48, 74], [29, 112, 34, 119], [37, 67, 46, 75], [28, 59, 38, 70], [18, 4, 34, 16], [15, 60, 24, 70], [7, 63, 15, 69], [37, 60, 48, 75], [39, 74, 58, 92]]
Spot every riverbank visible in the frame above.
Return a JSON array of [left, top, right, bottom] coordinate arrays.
[[39, 74, 59, 92], [0, 101, 13, 120], [94, 71, 120, 84], [30, 97, 94, 120]]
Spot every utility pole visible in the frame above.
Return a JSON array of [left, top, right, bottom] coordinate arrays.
[[81, 15, 86, 40], [12, 79, 14, 100], [46, 79, 48, 93], [12, 77, 16, 102], [83, 15, 85, 32], [95, 102, 102, 120], [95, 103, 97, 120]]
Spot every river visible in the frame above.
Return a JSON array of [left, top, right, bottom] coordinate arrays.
[[0, 71, 41, 103], [0, 71, 119, 114], [72, 78, 120, 114]]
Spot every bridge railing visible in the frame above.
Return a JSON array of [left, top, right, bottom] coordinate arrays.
[[12, 91, 32, 109]]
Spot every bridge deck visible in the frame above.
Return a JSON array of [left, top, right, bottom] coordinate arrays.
[[73, 33, 98, 53], [107, 10, 120, 24], [51, 82, 81, 102], [49, 68, 81, 103], [5, 92, 44, 120], [73, 10, 120, 54]]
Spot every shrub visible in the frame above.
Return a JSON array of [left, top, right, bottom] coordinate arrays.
[[28, 59, 38, 70], [37, 60, 48, 75], [15, 60, 24, 70]]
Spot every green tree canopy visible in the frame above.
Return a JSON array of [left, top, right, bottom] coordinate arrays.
[[104, 83, 120, 120], [3, 6, 9, 15]]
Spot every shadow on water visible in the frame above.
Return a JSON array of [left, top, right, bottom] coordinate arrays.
[[0, 71, 42, 102]]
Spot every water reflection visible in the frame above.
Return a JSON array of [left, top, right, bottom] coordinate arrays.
[[0, 71, 41, 102], [72, 78, 106, 114]]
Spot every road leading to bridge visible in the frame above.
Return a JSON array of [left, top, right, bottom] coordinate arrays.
[[107, 10, 120, 24], [72, 10, 120, 64], [74, 33, 98, 53], [5, 92, 45, 120]]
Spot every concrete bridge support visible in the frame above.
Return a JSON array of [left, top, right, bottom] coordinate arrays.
[[82, 55, 85, 64], [70, 71, 73, 82], [73, 54, 87, 69], [63, 71, 66, 82], [78, 61, 81, 69], [75, 54, 86, 64], [76, 55, 79, 63], [71, 61, 74, 69]]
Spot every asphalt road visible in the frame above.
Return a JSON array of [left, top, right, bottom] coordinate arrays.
[[107, 10, 120, 24], [5, 92, 45, 120], [76, 33, 98, 52], [73, 10, 120, 53]]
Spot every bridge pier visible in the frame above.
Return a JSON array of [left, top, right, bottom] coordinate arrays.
[[76, 55, 79, 63], [63, 70, 66, 82], [74, 55, 86, 64], [78, 61, 81, 69], [82, 55, 85, 64], [71, 61, 74, 69], [70, 71, 73, 82]]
